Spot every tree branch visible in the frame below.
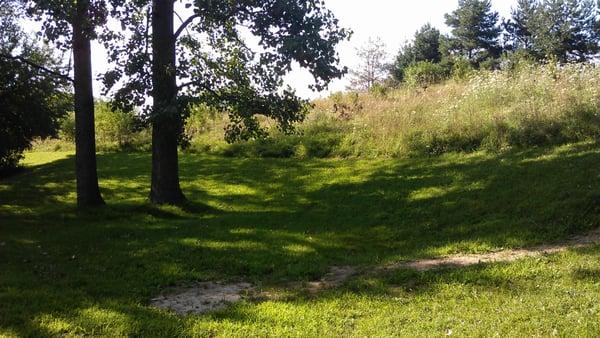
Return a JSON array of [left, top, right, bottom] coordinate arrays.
[[0, 53, 74, 83], [174, 13, 201, 39], [177, 79, 222, 99]]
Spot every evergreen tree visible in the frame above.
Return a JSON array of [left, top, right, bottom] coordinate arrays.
[[505, 0, 538, 50], [393, 24, 441, 82], [506, 0, 600, 62], [444, 0, 502, 63], [412, 24, 442, 63], [538, 0, 599, 62]]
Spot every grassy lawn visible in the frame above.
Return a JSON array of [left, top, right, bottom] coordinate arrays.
[[1, 142, 599, 336]]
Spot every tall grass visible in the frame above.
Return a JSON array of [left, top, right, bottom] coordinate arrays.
[[34, 63, 600, 158], [204, 62, 600, 158]]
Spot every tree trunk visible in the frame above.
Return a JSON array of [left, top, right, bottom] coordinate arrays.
[[72, 0, 104, 207], [149, 0, 185, 204]]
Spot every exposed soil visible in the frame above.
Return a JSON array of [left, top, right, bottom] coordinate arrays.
[[149, 227, 600, 315], [149, 282, 253, 315], [379, 227, 600, 272], [306, 266, 357, 293]]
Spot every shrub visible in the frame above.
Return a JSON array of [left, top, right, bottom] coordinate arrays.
[[95, 102, 138, 147], [48, 63, 600, 159], [330, 91, 363, 120], [57, 102, 144, 151], [1, 51, 70, 173], [369, 83, 390, 97], [185, 103, 221, 140], [451, 57, 475, 80], [58, 112, 76, 142], [404, 61, 448, 88]]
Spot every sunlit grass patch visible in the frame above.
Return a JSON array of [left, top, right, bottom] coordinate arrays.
[[1, 142, 599, 335]]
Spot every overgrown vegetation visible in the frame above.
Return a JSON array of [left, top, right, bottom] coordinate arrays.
[[35, 61, 600, 159], [0, 1, 70, 174], [160, 62, 599, 158]]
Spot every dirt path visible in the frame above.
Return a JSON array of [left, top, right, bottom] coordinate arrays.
[[378, 227, 600, 272], [150, 227, 600, 315]]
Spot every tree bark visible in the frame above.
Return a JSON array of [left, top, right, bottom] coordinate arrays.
[[72, 0, 104, 207], [150, 0, 185, 204]]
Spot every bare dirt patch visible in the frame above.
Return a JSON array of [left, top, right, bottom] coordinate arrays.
[[379, 227, 600, 272], [150, 282, 253, 315], [150, 228, 600, 315], [306, 266, 357, 293]]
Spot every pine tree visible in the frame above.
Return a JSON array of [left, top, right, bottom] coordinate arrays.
[[506, 0, 600, 62], [444, 0, 502, 63], [392, 24, 441, 82], [505, 0, 539, 50]]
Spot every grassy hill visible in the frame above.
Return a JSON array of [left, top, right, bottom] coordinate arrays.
[[186, 63, 600, 159], [1, 142, 599, 336]]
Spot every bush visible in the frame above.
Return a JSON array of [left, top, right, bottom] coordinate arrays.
[[185, 103, 221, 140], [451, 57, 475, 80], [45, 63, 600, 160], [330, 91, 363, 120], [58, 112, 76, 142], [1, 54, 70, 173], [57, 102, 145, 151], [404, 61, 448, 88], [95, 102, 138, 148]]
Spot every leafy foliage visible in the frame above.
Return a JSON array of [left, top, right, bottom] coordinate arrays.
[[59, 102, 142, 148], [392, 24, 442, 82], [23, 0, 113, 47], [404, 61, 448, 89], [103, 0, 350, 143], [0, 1, 70, 173]]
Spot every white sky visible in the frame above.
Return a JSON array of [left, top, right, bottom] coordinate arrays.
[[89, 0, 518, 99]]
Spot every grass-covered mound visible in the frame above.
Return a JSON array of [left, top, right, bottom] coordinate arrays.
[[187, 63, 600, 158], [1, 142, 599, 336]]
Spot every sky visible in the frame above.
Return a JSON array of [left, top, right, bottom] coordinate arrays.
[[89, 0, 519, 100]]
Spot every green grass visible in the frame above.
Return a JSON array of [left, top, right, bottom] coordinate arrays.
[[1, 142, 600, 336]]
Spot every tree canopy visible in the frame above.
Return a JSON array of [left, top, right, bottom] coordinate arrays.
[[348, 37, 388, 90], [98, 0, 350, 204], [506, 0, 600, 62], [0, 0, 71, 173], [392, 24, 442, 82], [444, 0, 502, 63], [104, 0, 351, 142]]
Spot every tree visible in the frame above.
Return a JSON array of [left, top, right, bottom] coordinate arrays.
[[505, 0, 538, 51], [104, 0, 351, 204], [506, 0, 600, 62], [444, 0, 502, 63], [392, 24, 442, 82], [349, 37, 388, 90], [25, 0, 108, 207], [0, 1, 71, 173]]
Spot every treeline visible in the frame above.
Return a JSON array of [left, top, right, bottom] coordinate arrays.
[[353, 0, 600, 90]]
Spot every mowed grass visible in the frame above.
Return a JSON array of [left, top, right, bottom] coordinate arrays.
[[1, 143, 599, 336]]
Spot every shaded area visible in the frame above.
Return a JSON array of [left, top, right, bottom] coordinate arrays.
[[1, 143, 600, 335]]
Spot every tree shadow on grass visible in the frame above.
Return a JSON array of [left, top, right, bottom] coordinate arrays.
[[1, 143, 600, 335]]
